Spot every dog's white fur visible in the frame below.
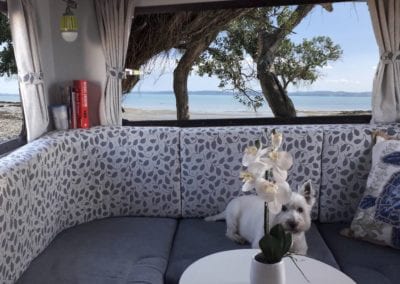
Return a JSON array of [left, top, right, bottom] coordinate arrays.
[[205, 181, 315, 255]]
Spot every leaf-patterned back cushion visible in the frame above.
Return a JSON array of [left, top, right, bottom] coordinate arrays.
[[180, 126, 323, 218], [349, 137, 400, 249]]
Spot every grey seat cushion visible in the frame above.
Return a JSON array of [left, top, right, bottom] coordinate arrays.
[[318, 223, 400, 284], [165, 219, 338, 284], [17, 217, 177, 284]]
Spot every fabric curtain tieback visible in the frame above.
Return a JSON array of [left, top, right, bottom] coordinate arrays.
[[380, 51, 400, 64], [18, 71, 44, 85], [107, 66, 126, 79]]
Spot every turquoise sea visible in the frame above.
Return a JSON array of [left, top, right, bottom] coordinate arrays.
[[0, 91, 372, 115], [0, 94, 20, 103], [122, 91, 371, 115]]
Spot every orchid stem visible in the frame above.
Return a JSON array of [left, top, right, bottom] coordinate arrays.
[[264, 202, 269, 235], [289, 255, 310, 283]]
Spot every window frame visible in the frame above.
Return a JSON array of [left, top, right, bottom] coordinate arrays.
[[0, 0, 373, 153], [135, 0, 360, 15], [0, 135, 27, 157], [123, 115, 371, 128], [127, 0, 372, 126], [0, 5, 27, 156]]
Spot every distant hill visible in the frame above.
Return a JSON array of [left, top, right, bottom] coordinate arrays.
[[289, 91, 371, 97]]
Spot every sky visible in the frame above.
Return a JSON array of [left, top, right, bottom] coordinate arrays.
[[132, 2, 379, 93], [0, 2, 378, 95]]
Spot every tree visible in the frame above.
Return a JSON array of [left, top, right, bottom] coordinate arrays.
[[123, 10, 246, 95], [0, 13, 17, 77], [173, 9, 247, 120], [123, 10, 248, 120], [196, 5, 341, 117], [174, 32, 219, 120], [274, 37, 342, 90]]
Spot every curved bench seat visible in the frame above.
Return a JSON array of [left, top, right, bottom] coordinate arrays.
[[17, 217, 177, 284], [0, 126, 181, 283]]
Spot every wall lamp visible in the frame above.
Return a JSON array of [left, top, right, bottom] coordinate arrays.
[[60, 0, 78, 42]]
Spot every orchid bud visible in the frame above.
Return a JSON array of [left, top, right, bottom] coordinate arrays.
[[271, 131, 283, 150]]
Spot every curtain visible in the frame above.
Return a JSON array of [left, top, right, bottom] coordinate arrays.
[[7, 0, 49, 141], [368, 0, 400, 123], [95, 0, 135, 125]]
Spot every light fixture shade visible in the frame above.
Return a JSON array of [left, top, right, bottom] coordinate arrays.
[[61, 31, 78, 42], [60, 15, 78, 42]]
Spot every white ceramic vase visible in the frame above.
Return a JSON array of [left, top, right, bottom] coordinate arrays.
[[250, 257, 286, 284]]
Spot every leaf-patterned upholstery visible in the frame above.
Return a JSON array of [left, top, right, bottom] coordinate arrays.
[[180, 126, 324, 219], [319, 123, 400, 222], [0, 126, 181, 283], [1, 123, 399, 283]]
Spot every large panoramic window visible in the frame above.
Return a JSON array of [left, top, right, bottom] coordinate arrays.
[[122, 2, 376, 121], [0, 13, 22, 143]]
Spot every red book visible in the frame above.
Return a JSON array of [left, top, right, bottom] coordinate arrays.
[[74, 86, 81, 128], [73, 80, 89, 129]]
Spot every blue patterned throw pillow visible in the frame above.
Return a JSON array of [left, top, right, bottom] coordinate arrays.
[[350, 136, 400, 249]]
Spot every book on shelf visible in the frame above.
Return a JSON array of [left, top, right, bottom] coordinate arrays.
[[69, 87, 77, 129], [67, 80, 89, 129]]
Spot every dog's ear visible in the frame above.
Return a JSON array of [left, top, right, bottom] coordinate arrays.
[[299, 180, 315, 206]]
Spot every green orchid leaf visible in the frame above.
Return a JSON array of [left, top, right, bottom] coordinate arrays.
[[257, 224, 293, 264], [270, 224, 285, 239], [259, 234, 284, 264], [282, 232, 292, 254]]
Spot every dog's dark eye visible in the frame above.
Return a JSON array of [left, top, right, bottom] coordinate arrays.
[[297, 207, 304, 213], [282, 205, 288, 212]]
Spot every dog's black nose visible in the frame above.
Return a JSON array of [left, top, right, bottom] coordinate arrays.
[[288, 221, 297, 229]]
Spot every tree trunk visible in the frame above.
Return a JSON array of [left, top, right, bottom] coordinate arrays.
[[257, 32, 296, 118], [256, 4, 314, 118], [173, 34, 217, 120], [173, 62, 191, 120], [122, 74, 140, 94], [257, 64, 296, 117]]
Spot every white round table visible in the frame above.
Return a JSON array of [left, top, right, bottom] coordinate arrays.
[[179, 249, 355, 284]]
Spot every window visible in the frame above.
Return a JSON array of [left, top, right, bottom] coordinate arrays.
[[0, 11, 25, 154], [122, 1, 375, 122]]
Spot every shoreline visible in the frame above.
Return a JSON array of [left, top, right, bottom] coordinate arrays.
[[0, 102, 371, 141]]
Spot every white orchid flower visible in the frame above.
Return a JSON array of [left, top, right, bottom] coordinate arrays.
[[240, 162, 269, 192], [240, 171, 256, 192], [242, 144, 270, 167], [255, 178, 278, 202], [260, 150, 293, 182], [255, 178, 292, 214]]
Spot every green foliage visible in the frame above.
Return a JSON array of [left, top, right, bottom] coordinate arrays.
[[0, 13, 17, 77], [256, 224, 292, 264], [275, 37, 342, 89], [195, 7, 342, 111]]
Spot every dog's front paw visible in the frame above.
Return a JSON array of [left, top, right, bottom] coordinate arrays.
[[226, 232, 246, 244], [290, 247, 307, 255]]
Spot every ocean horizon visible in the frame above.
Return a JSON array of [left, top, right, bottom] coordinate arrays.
[[0, 91, 372, 114]]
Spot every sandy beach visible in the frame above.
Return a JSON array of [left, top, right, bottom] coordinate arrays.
[[122, 107, 371, 121], [0, 102, 23, 142], [0, 103, 371, 142]]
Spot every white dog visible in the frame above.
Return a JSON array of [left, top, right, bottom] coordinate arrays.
[[205, 180, 315, 255]]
